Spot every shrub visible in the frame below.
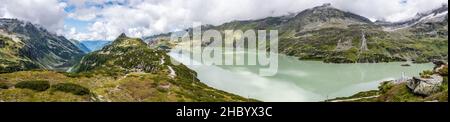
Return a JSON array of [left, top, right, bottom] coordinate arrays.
[[379, 81, 394, 94], [15, 80, 50, 91], [0, 82, 9, 89], [441, 76, 448, 91], [420, 70, 434, 78], [51, 83, 90, 96], [63, 72, 94, 78]]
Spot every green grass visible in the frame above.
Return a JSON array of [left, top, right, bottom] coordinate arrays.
[[326, 90, 379, 102], [62, 72, 94, 78], [378, 83, 425, 102], [420, 70, 434, 78]]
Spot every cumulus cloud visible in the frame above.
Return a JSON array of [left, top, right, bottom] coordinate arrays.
[[0, 0, 67, 33], [67, 7, 99, 21], [1, 0, 448, 41], [332, 0, 448, 21]]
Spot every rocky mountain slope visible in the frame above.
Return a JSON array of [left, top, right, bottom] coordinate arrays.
[[69, 39, 91, 53], [146, 3, 448, 63], [0, 18, 85, 72], [0, 33, 40, 73], [378, 4, 448, 33]]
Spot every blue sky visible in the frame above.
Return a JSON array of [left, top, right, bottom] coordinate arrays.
[[1, 0, 448, 41], [64, 18, 90, 33], [61, 0, 122, 36]]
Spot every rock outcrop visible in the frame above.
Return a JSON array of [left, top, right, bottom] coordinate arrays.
[[433, 60, 448, 73], [406, 75, 443, 96]]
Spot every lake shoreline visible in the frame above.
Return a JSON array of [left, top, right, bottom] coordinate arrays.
[[168, 51, 434, 102]]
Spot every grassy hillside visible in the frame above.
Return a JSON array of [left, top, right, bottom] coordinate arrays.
[[0, 70, 255, 102]]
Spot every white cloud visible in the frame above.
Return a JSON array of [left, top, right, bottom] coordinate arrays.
[[68, 7, 99, 21], [332, 0, 448, 22], [0, 0, 67, 33]]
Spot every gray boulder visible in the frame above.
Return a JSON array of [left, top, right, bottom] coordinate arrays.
[[406, 75, 443, 96]]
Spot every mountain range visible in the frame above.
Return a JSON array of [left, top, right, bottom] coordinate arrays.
[[69, 39, 91, 53], [146, 3, 448, 63], [80, 40, 112, 52]]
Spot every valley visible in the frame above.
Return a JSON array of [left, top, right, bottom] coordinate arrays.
[[0, 34, 254, 102]]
